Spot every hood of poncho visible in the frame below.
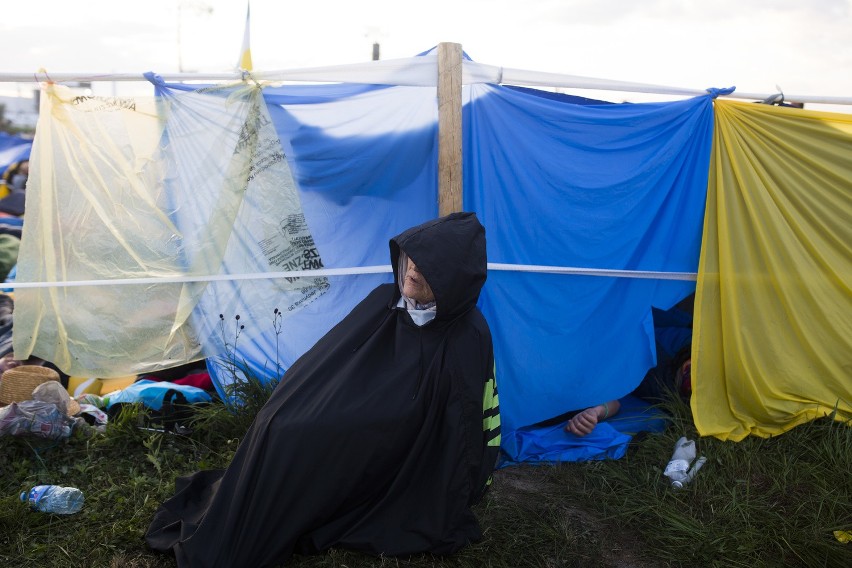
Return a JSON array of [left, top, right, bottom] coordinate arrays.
[[389, 211, 486, 322]]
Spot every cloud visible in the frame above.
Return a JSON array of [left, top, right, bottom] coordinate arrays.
[[0, 0, 849, 108]]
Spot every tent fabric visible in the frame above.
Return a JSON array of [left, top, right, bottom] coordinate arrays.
[[0, 133, 31, 176], [465, 83, 713, 432], [693, 100, 852, 441]]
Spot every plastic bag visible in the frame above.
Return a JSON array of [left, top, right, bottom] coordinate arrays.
[[0, 400, 77, 439]]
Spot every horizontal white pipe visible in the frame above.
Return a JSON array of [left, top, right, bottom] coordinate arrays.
[[2, 263, 696, 289], [0, 56, 848, 105]]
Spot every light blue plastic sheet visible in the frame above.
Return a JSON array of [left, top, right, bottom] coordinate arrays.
[[159, 81, 440, 398]]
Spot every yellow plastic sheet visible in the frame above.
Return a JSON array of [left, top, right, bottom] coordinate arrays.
[[693, 100, 852, 440], [13, 83, 327, 378]]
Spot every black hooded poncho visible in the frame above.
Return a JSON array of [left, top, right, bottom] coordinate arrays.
[[146, 212, 501, 567]]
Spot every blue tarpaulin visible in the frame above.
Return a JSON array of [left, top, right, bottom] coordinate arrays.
[[118, 79, 715, 460], [0, 133, 31, 175], [500, 394, 669, 465], [465, 84, 713, 432]]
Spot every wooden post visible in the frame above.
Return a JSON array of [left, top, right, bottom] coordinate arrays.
[[437, 42, 463, 216]]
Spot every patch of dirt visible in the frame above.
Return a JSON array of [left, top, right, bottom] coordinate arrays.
[[489, 465, 661, 568]]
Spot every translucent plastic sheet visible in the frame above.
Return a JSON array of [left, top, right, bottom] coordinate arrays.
[[13, 82, 327, 378], [161, 80, 442, 399], [693, 101, 852, 440]]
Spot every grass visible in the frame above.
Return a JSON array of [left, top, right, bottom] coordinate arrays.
[[1, 382, 849, 568]]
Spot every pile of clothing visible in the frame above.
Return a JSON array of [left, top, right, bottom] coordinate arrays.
[[0, 294, 217, 439]]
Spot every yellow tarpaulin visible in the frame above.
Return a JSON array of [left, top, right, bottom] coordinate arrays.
[[693, 100, 852, 440]]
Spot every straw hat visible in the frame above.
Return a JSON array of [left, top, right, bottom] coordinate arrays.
[[0, 365, 61, 406]]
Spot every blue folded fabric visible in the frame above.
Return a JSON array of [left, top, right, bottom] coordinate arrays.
[[104, 379, 211, 411], [499, 395, 668, 466]]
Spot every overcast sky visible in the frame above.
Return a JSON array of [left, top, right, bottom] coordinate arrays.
[[1, 0, 850, 111]]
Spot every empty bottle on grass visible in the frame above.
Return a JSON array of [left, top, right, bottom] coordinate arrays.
[[663, 436, 707, 489], [21, 485, 84, 514]]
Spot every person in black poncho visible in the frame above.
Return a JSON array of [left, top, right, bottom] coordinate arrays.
[[146, 211, 501, 567]]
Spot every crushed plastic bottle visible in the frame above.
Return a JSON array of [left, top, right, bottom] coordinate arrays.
[[671, 456, 707, 489], [663, 436, 707, 489], [21, 485, 84, 514]]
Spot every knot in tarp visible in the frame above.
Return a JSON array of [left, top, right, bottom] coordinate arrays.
[[706, 86, 736, 98], [143, 72, 165, 87]]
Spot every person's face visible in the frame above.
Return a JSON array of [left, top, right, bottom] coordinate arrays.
[[402, 258, 435, 304]]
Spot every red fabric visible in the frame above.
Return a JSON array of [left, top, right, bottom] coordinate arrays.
[[141, 371, 213, 391], [171, 371, 213, 390]]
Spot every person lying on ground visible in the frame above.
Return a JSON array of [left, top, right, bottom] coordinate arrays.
[[565, 399, 622, 436], [565, 354, 692, 437]]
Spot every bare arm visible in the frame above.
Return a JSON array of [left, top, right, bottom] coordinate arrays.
[[564, 399, 621, 437]]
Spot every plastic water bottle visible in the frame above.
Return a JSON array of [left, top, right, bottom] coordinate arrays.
[[671, 456, 707, 489], [663, 436, 706, 489], [664, 437, 696, 480], [20, 485, 84, 514]]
